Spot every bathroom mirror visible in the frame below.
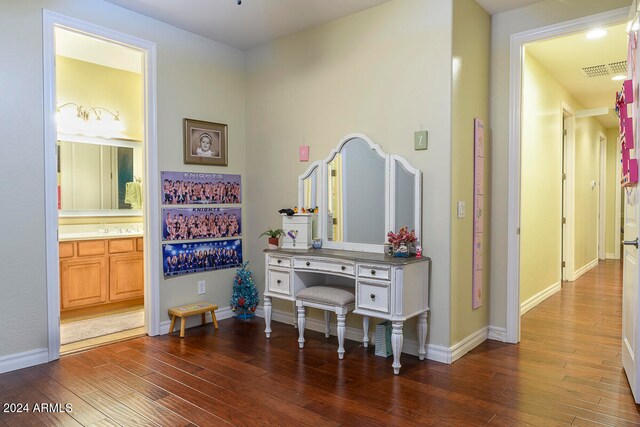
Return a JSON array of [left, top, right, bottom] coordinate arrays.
[[296, 133, 421, 253], [58, 135, 143, 217]]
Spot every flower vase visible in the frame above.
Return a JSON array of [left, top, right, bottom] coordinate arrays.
[[392, 243, 410, 258]]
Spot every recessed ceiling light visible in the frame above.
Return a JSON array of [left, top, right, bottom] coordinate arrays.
[[586, 28, 607, 39], [612, 75, 627, 81]]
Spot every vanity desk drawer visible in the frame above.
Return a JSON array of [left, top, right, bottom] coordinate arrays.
[[356, 280, 391, 314], [268, 269, 291, 295], [358, 264, 390, 281], [268, 255, 292, 268], [293, 257, 355, 276]]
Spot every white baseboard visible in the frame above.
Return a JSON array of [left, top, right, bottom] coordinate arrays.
[[449, 327, 489, 364], [520, 281, 561, 316], [572, 258, 598, 281], [488, 326, 507, 342], [0, 348, 49, 375], [605, 253, 619, 260]]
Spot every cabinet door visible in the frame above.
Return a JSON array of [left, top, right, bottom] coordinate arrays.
[[60, 257, 108, 310], [109, 253, 144, 302]]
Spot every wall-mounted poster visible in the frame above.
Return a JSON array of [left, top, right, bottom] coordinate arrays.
[[161, 171, 241, 205], [163, 239, 243, 277], [162, 207, 241, 241]]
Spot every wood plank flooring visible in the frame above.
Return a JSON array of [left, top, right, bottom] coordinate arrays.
[[1, 260, 638, 425]]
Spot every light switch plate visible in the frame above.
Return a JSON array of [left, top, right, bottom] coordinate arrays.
[[414, 130, 428, 150], [457, 201, 466, 218], [198, 280, 206, 294]]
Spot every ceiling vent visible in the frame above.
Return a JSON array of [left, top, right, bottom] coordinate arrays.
[[581, 60, 627, 78]]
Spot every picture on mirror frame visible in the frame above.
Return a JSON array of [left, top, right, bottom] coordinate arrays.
[[184, 118, 228, 166], [162, 207, 241, 241], [163, 239, 243, 277], [161, 171, 241, 204]]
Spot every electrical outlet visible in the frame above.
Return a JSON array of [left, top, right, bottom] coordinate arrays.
[[414, 130, 428, 150], [198, 280, 206, 294]]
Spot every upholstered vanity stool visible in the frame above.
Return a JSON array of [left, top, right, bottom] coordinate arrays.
[[295, 285, 369, 359]]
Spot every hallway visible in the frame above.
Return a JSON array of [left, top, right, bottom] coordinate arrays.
[[0, 261, 638, 426]]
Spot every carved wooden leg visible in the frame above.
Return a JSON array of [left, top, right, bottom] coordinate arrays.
[[297, 304, 306, 349], [337, 312, 346, 359], [264, 296, 272, 338], [391, 321, 404, 374], [362, 316, 370, 348], [417, 311, 428, 361], [324, 311, 331, 338], [201, 313, 206, 325]]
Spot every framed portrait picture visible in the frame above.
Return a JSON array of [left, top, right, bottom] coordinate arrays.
[[183, 118, 228, 166]]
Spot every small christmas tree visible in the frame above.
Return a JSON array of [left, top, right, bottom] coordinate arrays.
[[230, 261, 260, 320]]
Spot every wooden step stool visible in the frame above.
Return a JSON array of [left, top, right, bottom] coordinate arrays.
[[168, 302, 219, 338]]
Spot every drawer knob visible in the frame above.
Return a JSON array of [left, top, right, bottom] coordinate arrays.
[[277, 259, 282, 264], [306, 261, 311, 266], [371, 270, 376, 275], [341, 266, 346, 271], [370, 294, 376, 300], [277, 280, 282, 284]]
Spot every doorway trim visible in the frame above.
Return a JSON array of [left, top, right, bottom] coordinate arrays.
[[599, 132, 607, 260], [562, 103, 576, 282], [43, 10, 159, 362], [616, 136, 623, 260], [506, 6, 628, 343]]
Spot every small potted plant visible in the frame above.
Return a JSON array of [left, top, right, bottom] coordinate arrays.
[[260, 228, 285, 249]]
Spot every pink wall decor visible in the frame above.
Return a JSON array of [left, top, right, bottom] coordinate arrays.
[[299, 145, 309, 162], [620, 31, 638, 188], [472, 118, 484, 309]]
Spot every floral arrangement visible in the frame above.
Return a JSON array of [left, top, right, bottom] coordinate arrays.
[[387, 227, 417, 246], [387, 227, 417, 257]]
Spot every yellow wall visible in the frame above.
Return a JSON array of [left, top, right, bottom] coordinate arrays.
[[489, 0, 630, 327], [245, 0, 454, 347], [0, 0, 246, 359], [520, 52, 604, 303], [605, 127, 620, 257], [450, 0, 491, 344]]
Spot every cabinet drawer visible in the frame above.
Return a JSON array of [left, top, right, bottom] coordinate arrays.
[[268, 255, 291, 268], [59, 242, 74, 258], [77, 240, 106, 257], [268, 269, 291, 295], [358, 264, 390, 281], [109, 238, 135, 254], [293, 257, 355, 276], [357, 280, 391, 314]]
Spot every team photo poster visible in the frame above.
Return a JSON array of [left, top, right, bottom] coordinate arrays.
[[161, 171, 241, 205], [162, 207, 241, 241], [163, 239, 243, 277]]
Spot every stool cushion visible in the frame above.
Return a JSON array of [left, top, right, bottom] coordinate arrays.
[[297, 286, 355, 306]]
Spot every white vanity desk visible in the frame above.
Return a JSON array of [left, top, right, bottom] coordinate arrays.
[[263, 247, 430, 374]]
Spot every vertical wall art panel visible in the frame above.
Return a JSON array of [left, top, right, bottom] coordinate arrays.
[[162, 207, 241, 241], [161, 171, 242, 204]]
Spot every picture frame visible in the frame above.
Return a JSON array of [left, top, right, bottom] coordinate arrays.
[[183, 118, 228, 166]]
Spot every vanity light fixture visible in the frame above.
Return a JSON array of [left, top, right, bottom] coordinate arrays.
[[612, 75, 627, 81], [585, 28, 607, 39], [56, 102, 125, 137]]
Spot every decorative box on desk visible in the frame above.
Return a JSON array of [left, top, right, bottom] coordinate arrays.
[[281, 214, 313, 249]]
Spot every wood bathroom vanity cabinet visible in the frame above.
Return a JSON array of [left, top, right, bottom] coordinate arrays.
[[59, 237, 143, 310]]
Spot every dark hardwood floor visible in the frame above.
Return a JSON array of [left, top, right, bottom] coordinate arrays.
[[1, 260, 638, 426]]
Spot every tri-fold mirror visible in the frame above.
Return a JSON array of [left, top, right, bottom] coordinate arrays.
[[298, 133, 421, 253]]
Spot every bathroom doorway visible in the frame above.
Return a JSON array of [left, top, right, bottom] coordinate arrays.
[[43, 11, 160, 361]]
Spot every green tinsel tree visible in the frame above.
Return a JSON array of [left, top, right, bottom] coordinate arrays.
[[230, 261, 260, 319]]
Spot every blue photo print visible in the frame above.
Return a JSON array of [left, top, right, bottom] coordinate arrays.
[[163, 239, 242, 277]]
